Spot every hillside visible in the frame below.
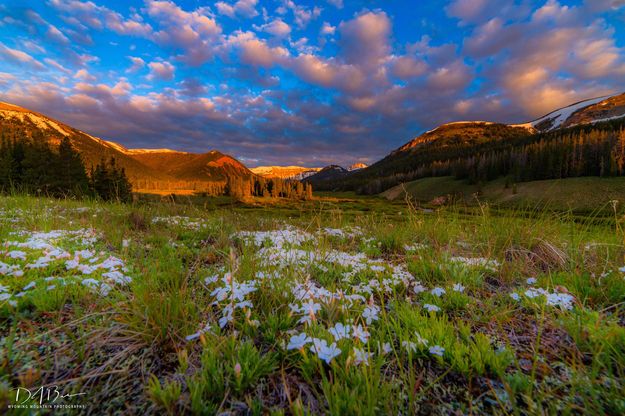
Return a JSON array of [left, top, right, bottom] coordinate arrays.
[[129, 150, 252, 182], [382, 176, 625, 213], [304, 165, 350, 188], [316, 92, 625, 194], [530, 92, 625, 132], [0, 102, 252, 191], [0, 102, 170, 182]]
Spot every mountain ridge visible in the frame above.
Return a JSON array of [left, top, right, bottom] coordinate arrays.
[[308, 92, 625, 192], [0, 101, 253, 190]]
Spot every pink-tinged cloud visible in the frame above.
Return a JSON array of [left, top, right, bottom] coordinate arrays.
[[126, 57, 145, 73], [215, 0, 259, 18], [338, 11, 391, 69], [390, 56, 427, 80], [255, 19, 291, 38], [147, 61, 175, 81], [0, 42, 44, 70], [147, 0, 222, 65]]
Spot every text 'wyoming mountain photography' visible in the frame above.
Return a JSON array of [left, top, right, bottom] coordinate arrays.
[[1, 0, 625, 414]]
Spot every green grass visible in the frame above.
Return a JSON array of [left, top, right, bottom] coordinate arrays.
[[0, 193, 624, 414], [383, 176, 625, 214]]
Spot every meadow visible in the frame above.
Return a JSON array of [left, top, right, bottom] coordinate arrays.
[[0, 193, 624, 415]]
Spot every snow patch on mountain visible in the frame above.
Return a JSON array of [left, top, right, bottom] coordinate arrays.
[[251, 166, 322, 180], [0, 108, 71, 137], [530, 93, 621, 131], [126, 148, 185, 154]]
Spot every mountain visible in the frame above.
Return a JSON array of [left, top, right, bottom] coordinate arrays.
[[0, 101, 253, 191], [348, 163, 368, 171], [250, 165, 321, 180], [314, 92, 625, 193], [303, 165, 349, 189], [527, 92, 625, 132], [128, 149, 251, 182]]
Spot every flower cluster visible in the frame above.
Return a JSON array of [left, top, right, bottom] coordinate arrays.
[[0, 228, 132, 307]]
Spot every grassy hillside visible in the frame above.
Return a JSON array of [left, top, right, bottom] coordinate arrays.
[[383, 176, 625, 212], [0, 195, 624, 414]]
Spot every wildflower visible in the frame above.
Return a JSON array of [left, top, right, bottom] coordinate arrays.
[[310, 339, 341, 364], [546, 292, 575, 310], [185, 324, 211, 341], [353, 348, 373, 365], [429, 345, 445, 357], [329, 323, 351, 341], [526, 277, 537, 285], [509, 293, 520, 301], [381, 342, 392, 354], [352, 324, 370, 343], [7, 250, 26, 260], [362, 305, 380, 324], [413, 283, 427, 294], [23, 281, 36, 290], [234, 363, 242, 378], [525, 288, 547, 299], [204, 275, 219, 285], [423, 303, 440, 312], [287, 333, 312, 350], [431, 287, 446, 297], [452, 283, 465, 293]]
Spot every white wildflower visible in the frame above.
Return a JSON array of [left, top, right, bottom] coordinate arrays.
[[429, 345, 445, 357]]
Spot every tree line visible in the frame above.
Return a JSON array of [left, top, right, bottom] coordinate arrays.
[[0, 134, 133, 202], [225, 175, 313, 200]]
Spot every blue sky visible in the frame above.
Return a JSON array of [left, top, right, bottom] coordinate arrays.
[[1, 0, 624, 167]]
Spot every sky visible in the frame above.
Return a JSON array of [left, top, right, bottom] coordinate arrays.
[[0, 0, 624, 167]]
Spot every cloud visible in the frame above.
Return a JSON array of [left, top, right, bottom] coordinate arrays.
[[584, 0, 625, 12], [215, 0, 259, 18], [320, 22, 336, 36], [326, 0, 344, 8], [147, 0, 222, 65], [147, 61, 175, 81], [278, 1, 322, 29], [1, 0, 624, 166], [338, 11, 391, 70], [75, 68, 96, 81], [126, 56, 145, 73], [227, 31, 289, 67], [49, 0, 152, 37], [255, 19, 291, 38], [445, 0, 523, 25], [390, 56, 427, 79], [0, 42, 44, 70]]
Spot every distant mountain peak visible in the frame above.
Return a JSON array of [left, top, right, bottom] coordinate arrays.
[[250, 165, 322, 180], [348, 163, 368, 171], [126, 148, 186, 154]]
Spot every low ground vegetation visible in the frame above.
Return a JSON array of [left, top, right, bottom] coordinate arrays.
[[0, 194, 624, 414]]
